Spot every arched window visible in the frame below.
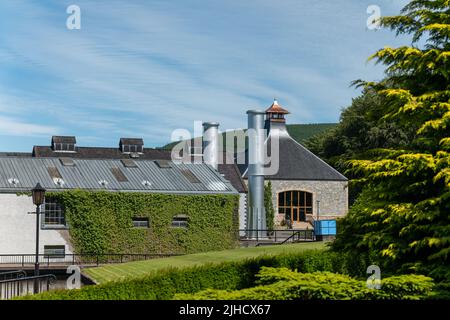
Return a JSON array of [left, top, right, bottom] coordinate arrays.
[[278, 191, 313, 223]]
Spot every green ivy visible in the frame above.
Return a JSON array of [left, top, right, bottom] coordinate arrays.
[[264, 182, 275, 230], [48, 190, 239, 255]]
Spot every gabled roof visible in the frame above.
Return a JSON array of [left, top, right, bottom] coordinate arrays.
[[119, 138, 144, 146], [241, 134, 347, 181], [52, 136, 76, 144], [218, 163, 247, 193], [0, 157, 237, 194]]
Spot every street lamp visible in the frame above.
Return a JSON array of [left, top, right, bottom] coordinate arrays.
[[31, 183, 46, 292]]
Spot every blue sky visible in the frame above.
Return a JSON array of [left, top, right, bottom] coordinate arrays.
[[0, 0, 410, 151]]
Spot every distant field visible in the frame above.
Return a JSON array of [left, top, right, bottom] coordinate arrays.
[[161, 123, 337, 150], [83, 242, 326, 284]]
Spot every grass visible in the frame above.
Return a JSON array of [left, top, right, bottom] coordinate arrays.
[[83, 242, 326, 284]]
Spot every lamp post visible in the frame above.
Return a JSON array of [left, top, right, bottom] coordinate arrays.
[[31, 183, 46, 293]]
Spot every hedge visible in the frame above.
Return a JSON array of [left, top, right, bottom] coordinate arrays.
[[47, 190, 239, 255], [24, 249, 373, 300], [175, 267, 435, 300]]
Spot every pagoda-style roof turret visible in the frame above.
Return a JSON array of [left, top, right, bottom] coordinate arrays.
[[265, 99, 289, 123]]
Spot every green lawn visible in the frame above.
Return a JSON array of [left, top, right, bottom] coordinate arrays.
[[83, 242, 326, 284]]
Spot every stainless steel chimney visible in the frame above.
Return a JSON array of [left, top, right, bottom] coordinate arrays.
[[202, 122, 220, 170], [246, 110, 266, 239]]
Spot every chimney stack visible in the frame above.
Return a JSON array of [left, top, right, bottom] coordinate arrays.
[[202, 122, 220, 170], [246, 110, 266, 239]]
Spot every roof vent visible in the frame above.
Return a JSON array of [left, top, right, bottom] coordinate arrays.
[[52, 136, 76, 152], [53, 177, 65, 187], [119, 138, 144, 154], [130, 152, 140, 159], [98, 180, 109, 187], [142, 180, 152, 187], [7, 178, 19, 185]]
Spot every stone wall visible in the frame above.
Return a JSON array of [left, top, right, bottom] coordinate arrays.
[[268, 180, 348, 226]]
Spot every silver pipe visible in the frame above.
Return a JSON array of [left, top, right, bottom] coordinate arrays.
[[246, 110, 266, 239], [202, 122, 220, 170]]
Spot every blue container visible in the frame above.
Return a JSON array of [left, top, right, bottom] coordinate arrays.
[[314, 220, 337, 236]]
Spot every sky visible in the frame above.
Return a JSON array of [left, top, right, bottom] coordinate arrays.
[[0, 0, 411, 151]]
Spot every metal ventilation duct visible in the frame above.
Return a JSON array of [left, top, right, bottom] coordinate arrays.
[[246, 110, 266, 239], [202, 122, 220, 170]]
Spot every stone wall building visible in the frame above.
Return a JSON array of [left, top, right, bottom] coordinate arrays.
[[240, 100, 348, 229]]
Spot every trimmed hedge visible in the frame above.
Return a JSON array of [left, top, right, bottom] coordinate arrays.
[[48, 190, 239, 255], [24, 249, 372, 300], [175, 267, 435, 300]]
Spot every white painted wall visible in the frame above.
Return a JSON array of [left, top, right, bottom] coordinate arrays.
[[0, 194, 72, 254]]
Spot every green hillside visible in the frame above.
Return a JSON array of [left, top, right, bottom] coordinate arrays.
[[161, 123, 337, 150], [286, 123, 337, 144]]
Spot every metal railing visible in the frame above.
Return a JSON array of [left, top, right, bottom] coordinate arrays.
[[0, 253, 179, 267], [239, 229, 315, 243], [0, 274, 56, 300], [280, 230, 315, 244], [0, 270, 27, 281]]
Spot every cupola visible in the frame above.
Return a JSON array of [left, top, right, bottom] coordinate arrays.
[[265, 99, 289, 123]]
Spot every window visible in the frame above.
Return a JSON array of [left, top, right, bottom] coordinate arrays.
[[43, 198, 66, 227], [181, 169, 201, 184], [111, 167, 128, 182], [132, 217, 149, 228], [51, 136, 77, 152], [53, 143, 76, 152], [278, 191, 313, 223], [171, 215, 188, 228], [44, 245, 65, 258], [120, 142, 144, 154], [121, 145, 143, 153]]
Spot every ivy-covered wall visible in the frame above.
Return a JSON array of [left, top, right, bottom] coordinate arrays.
[[49, 190, 239, 255]]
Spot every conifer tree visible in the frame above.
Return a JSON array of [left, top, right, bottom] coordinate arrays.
[[333, 0, 450, 281]]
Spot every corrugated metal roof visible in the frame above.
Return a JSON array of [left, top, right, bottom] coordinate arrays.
[[0, 157, 237, 194]]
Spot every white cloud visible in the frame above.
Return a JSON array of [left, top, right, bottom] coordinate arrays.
[[0, 0, 411, 150], [0, 116, 59, 137]]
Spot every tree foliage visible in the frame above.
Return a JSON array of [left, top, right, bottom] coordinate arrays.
[[332, 0, 450, 281], [175, 267, 435, 300], [265, 181, 275, 230]]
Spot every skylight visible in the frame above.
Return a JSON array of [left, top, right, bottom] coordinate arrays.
[[111, 168, 128, 182]]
